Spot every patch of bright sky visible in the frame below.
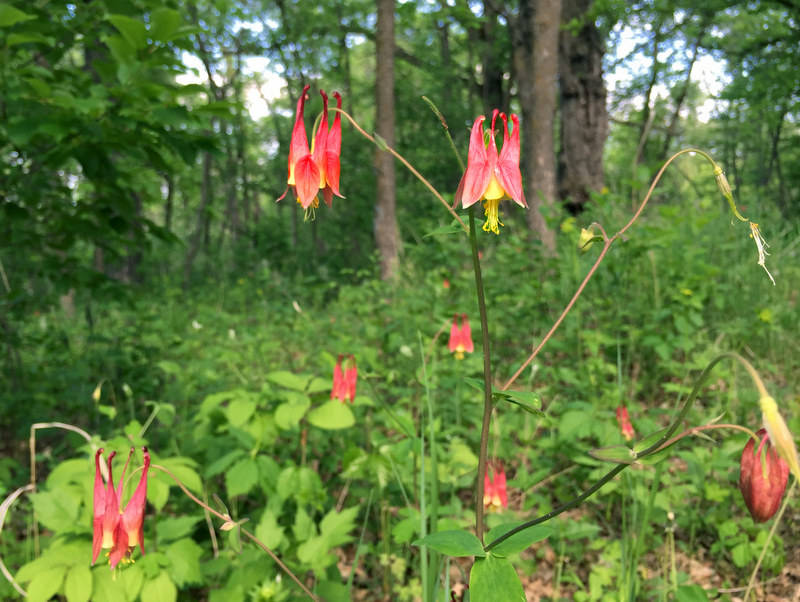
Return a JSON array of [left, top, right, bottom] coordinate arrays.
[[606, 22, 730, 122], [177, 9, 730, 123]]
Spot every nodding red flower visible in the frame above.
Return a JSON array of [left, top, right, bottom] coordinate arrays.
[[277, 87, 344, 210], [483, 460, 508, 512], [454, 110, 527, 234], [616, 406, 635, 441], [740, 429, 789, 523], [448, 314, 474, 360], [332, 354, 357, 403], [92, 447, 151, 570]]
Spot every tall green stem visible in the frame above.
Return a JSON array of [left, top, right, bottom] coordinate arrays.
[[469, 206, 493, 542]]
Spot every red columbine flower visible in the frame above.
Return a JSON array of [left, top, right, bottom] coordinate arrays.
[[92, 447, 151, 569], [277, 86, 344, 210], [332, 354, 357, 403], [740, 429, 789, 523], [448, 314, 474, 360], [483, 460, 508, 512], [455, 110, 527, 234], [616, 406, 635, 441], [320, 91, 344, 208]]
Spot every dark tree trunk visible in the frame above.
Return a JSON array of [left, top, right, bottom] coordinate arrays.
[[515, 0, 560, 253], [558, 0, 608, 213], [183, 150, 213, 287], [374, 0, 400, 279], [481, 0, 506, 116], [164, 175, 174, 231]]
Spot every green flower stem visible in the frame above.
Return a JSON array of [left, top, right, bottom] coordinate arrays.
[[503, 149, 734, 392], [152, 465, 322, 602], [421, 96, 465, 172], [743, 479, 797, 602], [468, 205, 494, 543], [487, 352, 761, 553], [485, 464, 628, 553]]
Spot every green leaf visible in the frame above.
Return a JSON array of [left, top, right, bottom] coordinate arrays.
[[633, 427, 670, 454], [676, 584, 711, 602], [226, 457, 258, 498], [158, 516, 203, 542], [485, 522, 554, 558], [274, 396, 310, 430], [265, 371, 310, 391], [412, 530, 486, 557], [463, 379, 543, 415], [315, 581, 351, 602], [588, 444, 637, 464], [501, 391, 544, 416], [104, 34, 135, 66], [255, 508, 284, 549], [148, 8, 182, 41], [423, 222, 463, 237], [140, 570, 177, 602], [7, 33, 54, 46], [634, 427, 676, 464], [0, 4, 36, 27], [107, 14, 148, 49], [226, 398, 256, 428], [147, 477, 169, 513], [158, 458, 203, 494], [469, 555, 526, 602], [27, 566, 67, 602], [64, 564, 92, 602], [307, 400, 355, 430], [165, 539, 204, 587], [373, 132, 389, 151]]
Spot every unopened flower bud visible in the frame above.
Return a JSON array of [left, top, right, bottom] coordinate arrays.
[[739, 429, 789, 522], [578, 228, 596, 255]]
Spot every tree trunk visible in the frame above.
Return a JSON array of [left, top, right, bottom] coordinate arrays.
[[518, 0, 560, 253], [558, 0, 608, 213], [481, 0, 506, 116], [183, 150, 213, 287], [374, 0, 400, 280], [164, 175, 174, 231]]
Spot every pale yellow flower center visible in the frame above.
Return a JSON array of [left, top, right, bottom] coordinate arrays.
[[483, 174, 506, 202]]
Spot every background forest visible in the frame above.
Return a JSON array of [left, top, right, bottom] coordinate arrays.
[[2, 0, 800, 601]]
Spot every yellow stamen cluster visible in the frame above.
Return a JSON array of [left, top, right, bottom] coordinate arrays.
[[483, 199, 504, 234]]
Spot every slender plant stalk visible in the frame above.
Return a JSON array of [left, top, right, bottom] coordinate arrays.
[[332, 108, 467, 232], [486, 352, 765, 553], [502, 149, 730, 391], [468, 206, 494, 542], [152, 465, 322, 602], [628, 462, 664, 600], [743, 480, 797, 602], [418, 333, 439, 601]]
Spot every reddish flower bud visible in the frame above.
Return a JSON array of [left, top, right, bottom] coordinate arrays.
[[740, 429, 789, 523], [332, 354, 357, 403], [448, 314, 474, 360], [615, 406, 635, 441], [483, 460, 508, 512]]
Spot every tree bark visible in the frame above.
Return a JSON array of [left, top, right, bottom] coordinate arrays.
[[517, 0, 560, 253], [183, 150, 213, 287], [558, 0, 608, 213], [374, 0, 400, 279], [481, 0, 506, 116]]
